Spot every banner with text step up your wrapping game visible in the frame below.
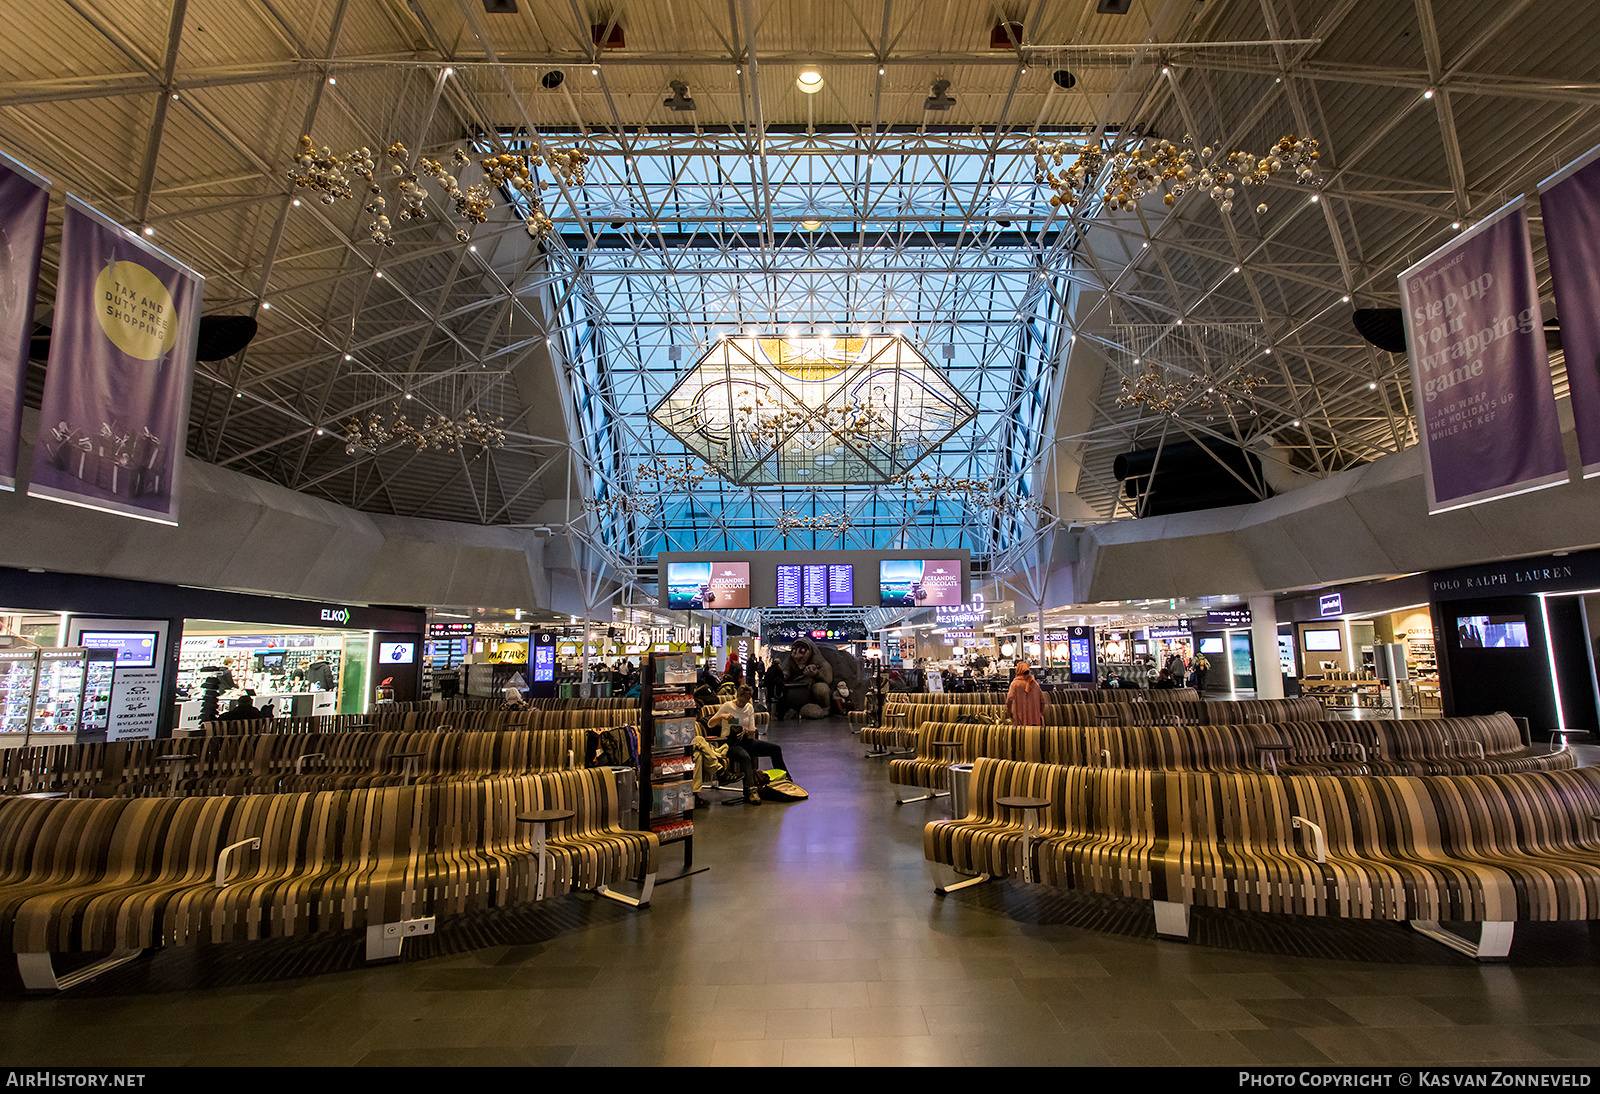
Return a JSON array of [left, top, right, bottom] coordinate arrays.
[[1539, 144, 1600, 478], [28, 196, 203, 525], [0, 152, 49, 492], [1398, 197, 1568, 514]]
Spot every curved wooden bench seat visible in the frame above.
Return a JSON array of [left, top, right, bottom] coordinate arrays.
[[0, 769, 657, 989], [926, 758, 1600, 959], [892, 713, 1574, 790]]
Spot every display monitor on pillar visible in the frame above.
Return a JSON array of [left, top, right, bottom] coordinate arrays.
[[528, 632, 557, 699]]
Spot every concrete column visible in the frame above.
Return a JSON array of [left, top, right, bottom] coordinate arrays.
[[1249, 594, 1284, 699]]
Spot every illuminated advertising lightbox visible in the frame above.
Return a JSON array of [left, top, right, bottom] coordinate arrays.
[[378, 642, 416, 665], [879, 559, 963, 607], [1068, 626, 1095, 678], [532, 634, 556, 683], [666, 561, 750, 609], [78, 631, 159, 668]]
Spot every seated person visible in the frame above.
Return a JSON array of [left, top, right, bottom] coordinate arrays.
[[706, 686, 789, 806], [1150, 669, 1178, 690], [218, 691, 262, 721]]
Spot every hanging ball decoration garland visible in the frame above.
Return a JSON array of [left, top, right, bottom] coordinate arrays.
[[342, 404, 507, 456], [1032, 133, 1321, 216], [287, 134, 590, 246]]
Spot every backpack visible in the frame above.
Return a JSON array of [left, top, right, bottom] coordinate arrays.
[[755, 768, 809, 802], [586, 725, 638, 767]]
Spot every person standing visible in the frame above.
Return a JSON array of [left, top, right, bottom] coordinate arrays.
[[1006, 661, 1047, 726]]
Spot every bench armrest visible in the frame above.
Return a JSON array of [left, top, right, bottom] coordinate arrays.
[[1450, 739, 1486, 759], [215, 837, 261, 888], [1292, 816, 1327, 864], [294, 753, 325, 774], [1330, 740, 1367, 763]]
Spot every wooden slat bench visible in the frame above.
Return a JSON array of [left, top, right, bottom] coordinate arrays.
[[926, 757, 1600, 959], [0, 768, 657, 990]]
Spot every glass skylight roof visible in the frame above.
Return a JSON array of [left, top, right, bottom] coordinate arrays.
[[500, 130, 1088, 567]]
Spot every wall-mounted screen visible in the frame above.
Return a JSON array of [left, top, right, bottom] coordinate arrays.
[[78, 631, 159, 668], [378, 642, 416, 664], [1302, 629, 1342, 652], [1198, 637, 1225, 655], [776, 564, 802, 607], [879, 559, 963, 607], [802, 564, 828, 606], [1456, 614, 1530, 648], [666, 561, 750, 609], [828, 564, 854, 606]]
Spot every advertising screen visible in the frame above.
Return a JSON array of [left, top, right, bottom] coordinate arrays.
[[532, 643, 555, 682], [879, 559, 963, 607], [378, 642, 416, 664], [78, 631, 159, 668], [1199, 637, 1225, 655], [1303, 629, 1342, 652], [1456, 614, 1530, 648], [666, 561, 750, 609], [1068, 628, 1095, 677]]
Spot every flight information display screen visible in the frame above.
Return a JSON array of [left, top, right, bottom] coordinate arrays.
[[776, 564, 803, 607], [802, 564, 828, 606], [827, 564, 854, 606]]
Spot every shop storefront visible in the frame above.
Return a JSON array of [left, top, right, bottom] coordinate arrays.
[[1279, 574, 1436, 713], [0, 567, 424, 740], [1425, 550, 1600, 737]]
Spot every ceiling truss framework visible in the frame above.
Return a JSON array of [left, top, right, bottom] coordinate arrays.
[[0, 0, 1593, 590]]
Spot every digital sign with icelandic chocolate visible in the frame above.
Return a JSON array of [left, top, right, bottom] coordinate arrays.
[[879, 559, 963, 607]]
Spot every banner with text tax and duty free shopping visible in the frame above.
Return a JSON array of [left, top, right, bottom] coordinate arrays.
[[1539, 143, 1600, 478], [1397, 197, 1568, 514], [28, 196, 202, 525], [0, 151, 49, 493]]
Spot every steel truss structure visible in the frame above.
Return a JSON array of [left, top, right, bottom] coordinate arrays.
[[0, 0, 1593, 593]]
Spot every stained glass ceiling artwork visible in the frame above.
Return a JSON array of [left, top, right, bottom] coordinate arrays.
[[649, 335, 976, 486]]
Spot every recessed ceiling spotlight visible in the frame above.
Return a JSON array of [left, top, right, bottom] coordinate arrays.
[[374, 270, 384, 278], [797, 68, 824, 94], [327, 76, 336, 85], [1369, 382, 1378, 389], [142, 226, 154, 236], [591, 66, 599, 76], [1233, 266, 1241, 273], [260, 301, 271, 309], [344, 354, 352, 361], [1343, 295, 1351, 302], [292, 198, 301, 206], [1423, 88, 1435, 99], [1451, 221, 1462, 230], [878, 66, 885, 76]]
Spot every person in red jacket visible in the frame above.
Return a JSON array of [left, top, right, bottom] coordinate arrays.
[[1005, 661, 1047, 726]]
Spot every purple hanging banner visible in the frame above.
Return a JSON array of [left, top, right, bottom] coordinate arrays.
[[0, 152, 49, 492], [28, 197, 202, 525], [1540, 144, 1600, 479], [1398, 198, 1567, 514]]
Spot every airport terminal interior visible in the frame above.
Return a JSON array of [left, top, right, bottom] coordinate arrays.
[[0, 0, 1599, 1069]]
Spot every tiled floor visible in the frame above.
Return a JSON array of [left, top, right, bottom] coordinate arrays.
[[2, 716, 1599, 1066]]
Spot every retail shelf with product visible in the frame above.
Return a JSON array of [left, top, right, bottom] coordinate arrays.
[[0, 650, 39, 745], [640, 651, 707, 881]]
